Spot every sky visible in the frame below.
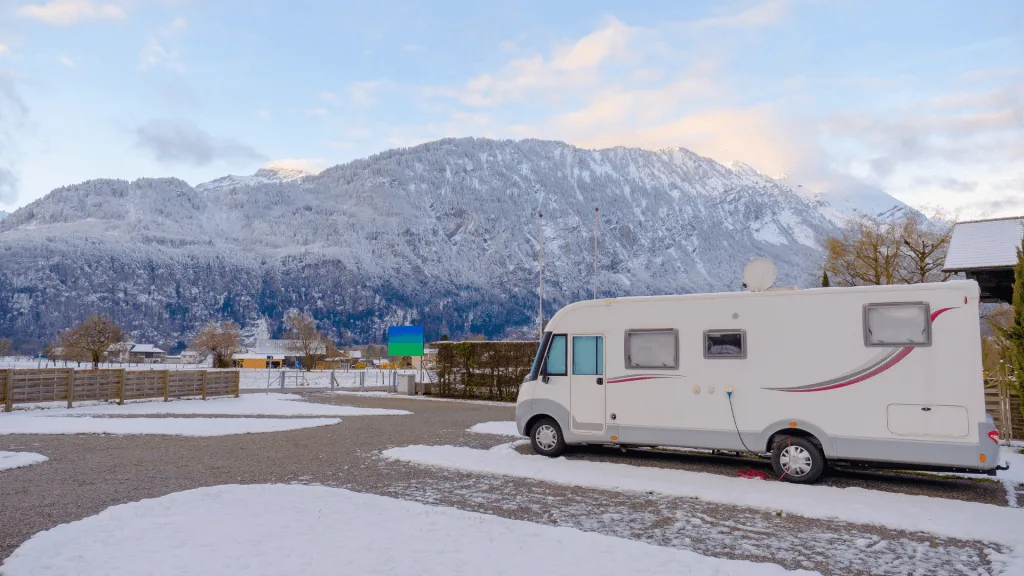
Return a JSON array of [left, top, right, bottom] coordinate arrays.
[[0, 0, 1021, 217]]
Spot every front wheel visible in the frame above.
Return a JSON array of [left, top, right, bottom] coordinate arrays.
[[771, 435, 826, 484], [530, 417, 566, 457]]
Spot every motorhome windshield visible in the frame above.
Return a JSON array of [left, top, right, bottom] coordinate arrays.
[[526, 332, 552, 382]]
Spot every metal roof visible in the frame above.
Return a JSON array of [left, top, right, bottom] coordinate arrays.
[[943, 217, 1024, 271], [130, 344, 165, 354]]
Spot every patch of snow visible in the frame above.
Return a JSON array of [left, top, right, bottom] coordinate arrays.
[[0, 451, 48, 471], [0, 484, 813, 576], [43, 393, 410, 417], [0, 415, 342, 436], [467, 421, 521, 437], [382, 444, 1024, 572]]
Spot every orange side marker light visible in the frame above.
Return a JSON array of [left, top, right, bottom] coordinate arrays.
[[788, 421, 798, 427]]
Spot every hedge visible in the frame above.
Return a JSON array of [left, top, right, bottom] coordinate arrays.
[[430, 341, 538, 402]]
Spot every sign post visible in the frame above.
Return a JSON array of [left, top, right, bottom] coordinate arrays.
[[388, 326, 424, 394]]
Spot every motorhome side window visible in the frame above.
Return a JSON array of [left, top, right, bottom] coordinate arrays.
[[863, 302, 931, 347], [624, 329, 678, 369], [544, 334, 568, 375], [704, 330, 746, 359]]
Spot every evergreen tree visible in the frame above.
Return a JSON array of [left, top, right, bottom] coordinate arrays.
[[821, 270, 830, 287], [994, 235, 1024, 421]]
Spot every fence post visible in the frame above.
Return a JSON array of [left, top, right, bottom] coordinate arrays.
[[3, 369, 12, 412], [201, 371, 207, 400], [360, 371, 365, 392], [279, 372, 285, 390], [234, 371, 240, 398], [163, 370, 170, 402], [67, 368, 75, 409], [330, 370, 336, 391], [118, 369, 126, 405]]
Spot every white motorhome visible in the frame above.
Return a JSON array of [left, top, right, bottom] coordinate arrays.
[[515, 279, 1004, 483]]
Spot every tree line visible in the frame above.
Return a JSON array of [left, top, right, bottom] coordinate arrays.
[[30, 311, 341, 370]]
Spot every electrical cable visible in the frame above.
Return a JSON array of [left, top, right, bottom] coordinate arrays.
[[727, 391, 758, 455]]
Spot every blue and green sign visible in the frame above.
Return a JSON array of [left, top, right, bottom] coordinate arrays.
[[387, 326, 424, 357]]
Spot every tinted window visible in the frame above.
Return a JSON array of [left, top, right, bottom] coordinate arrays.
[[545, 334, 567, 375], [527, 332, 552, 381], [572, 336, 604, 375], [705, 330, 746, 358], [625, 329, 678, 369], [864, 302, 931, 346]]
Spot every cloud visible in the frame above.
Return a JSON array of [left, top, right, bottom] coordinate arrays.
[[0, 165, 17, 204], [328, 141, 354, 150], [912, 176, 979, 193], [304, 107, 328, 117], [264, 158, 327, 174], [402, 44, 421, 53], [135, 118, 265, 166], [139, 17, 186, 71], [347, 81, 381, 106], [256, 109, 270, 119], [17, 0, 125, 26], [693, 0, 789, 29], [58, 54, 75, 67], [453, 18, 633, 106], [0, 43, 9, 57]]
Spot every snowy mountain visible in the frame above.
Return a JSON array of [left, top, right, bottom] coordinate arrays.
[[195, 165, 315, 193], [0, 138, 902, 349], [0, 210, 7, 221]]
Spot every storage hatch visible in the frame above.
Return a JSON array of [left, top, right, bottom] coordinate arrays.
[[887, 404, 969, 438]]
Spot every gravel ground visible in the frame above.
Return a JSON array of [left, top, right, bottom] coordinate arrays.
[[0, 392, 1014, 575]]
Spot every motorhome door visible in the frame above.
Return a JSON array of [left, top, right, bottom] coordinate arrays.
[[570, 335, 606, 434]]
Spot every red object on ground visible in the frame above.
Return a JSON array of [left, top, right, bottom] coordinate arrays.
[[737, 469, 769, 480]]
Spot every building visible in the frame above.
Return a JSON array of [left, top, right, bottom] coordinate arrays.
[[128, 344, 166, 364], [232, 352, 279, 369], [232, 338, 328, 369], [943, 216, 1023, 303]]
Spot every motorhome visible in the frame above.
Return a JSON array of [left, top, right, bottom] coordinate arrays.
[[515, 277, 1004, 483]]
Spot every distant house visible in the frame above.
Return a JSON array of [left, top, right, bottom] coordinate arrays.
[[232, 352, 277, 369], [129, 344, 166, 363], [106, 341, 135, 363], [233, 338, 325, 369], [165, 350, 201, 365], [944, 216, 1024, 304]]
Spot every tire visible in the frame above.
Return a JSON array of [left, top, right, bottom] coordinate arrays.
[[771, 435, 826, 484], [530, 417, 566, 457]]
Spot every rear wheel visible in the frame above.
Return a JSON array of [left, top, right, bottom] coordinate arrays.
[[771, 435, 826, 484], [530, 417, 566, 457]]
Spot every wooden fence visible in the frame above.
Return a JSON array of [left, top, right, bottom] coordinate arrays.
[[985, 381, 1022, 442], [0, 369, 239, 412]]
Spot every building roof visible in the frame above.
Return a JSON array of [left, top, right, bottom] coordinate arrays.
[[247, 338, 326, 355], [347, 350, 363, 359], [130, 344, 165, 354], [943, 216, 1024, 271], [232, 352, 273, 360]]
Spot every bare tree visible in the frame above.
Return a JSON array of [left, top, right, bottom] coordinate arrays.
[[60, 315, 123, 368], [285, 311, 328, 371], [897, 217, 954, 284], [192, 321, 241, 368], [824, 218, 903, 286], [824, 215, 954, 287]]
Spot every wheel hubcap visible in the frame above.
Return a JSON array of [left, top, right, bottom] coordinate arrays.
[[535, 424, 558, 451], [780, 445, 813, 477]]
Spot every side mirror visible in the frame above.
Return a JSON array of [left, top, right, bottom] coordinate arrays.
[[542, 374, 550, 384]]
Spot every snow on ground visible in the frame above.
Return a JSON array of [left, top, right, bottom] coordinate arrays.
[[39, 393, 410, 417], [467, 421, 521, 437], [0, 393, 407, 436], [936, 449, 1024, 507], [0, 416, 342, 436], [322, 390, 514, 407], [0, 451, 48, 471], [383, 443, 1024, 573], [0, 484, 814, 576]]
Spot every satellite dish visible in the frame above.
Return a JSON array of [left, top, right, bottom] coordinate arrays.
[[742, 258, 777, 292]]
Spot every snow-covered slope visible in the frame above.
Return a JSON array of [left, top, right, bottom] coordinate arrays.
[[0, 210, 8, 221], [195, 165, 315, 193], [0, 138, 892, 347]]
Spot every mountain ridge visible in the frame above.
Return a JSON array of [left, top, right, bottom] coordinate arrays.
[[0, 137, 910, 350]]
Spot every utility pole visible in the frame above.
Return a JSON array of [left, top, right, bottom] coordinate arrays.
[[594, 207, 599, 300], [538, 211, 544, 337]]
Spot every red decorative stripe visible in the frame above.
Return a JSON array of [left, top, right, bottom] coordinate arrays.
[[608, 376, 672, 384], [775, 306, 957, 393]]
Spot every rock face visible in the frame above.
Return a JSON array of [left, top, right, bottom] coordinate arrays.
[[0, 138, 907, 349]]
